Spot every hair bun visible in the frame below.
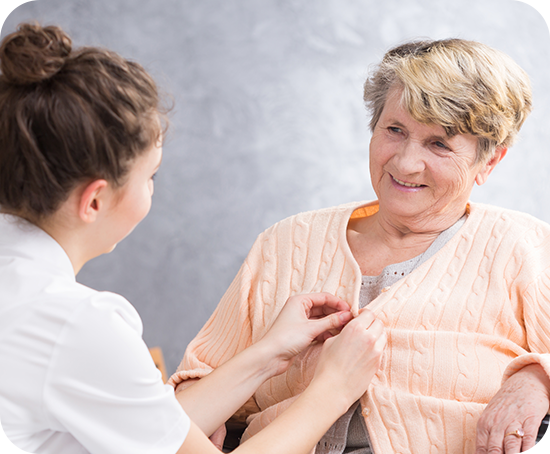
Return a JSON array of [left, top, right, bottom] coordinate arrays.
[[0, 23, 72, 85]]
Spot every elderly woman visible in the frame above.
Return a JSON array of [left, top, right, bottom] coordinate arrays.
[[170, 39, 550, 454]]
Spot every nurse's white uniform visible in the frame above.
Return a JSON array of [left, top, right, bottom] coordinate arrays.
[[0, 214, 190, 453]]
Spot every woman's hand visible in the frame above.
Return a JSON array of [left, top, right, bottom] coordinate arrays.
[[311, 308, 387, 409], [476, 363, 550, 454], [257, 293, 353, 376]]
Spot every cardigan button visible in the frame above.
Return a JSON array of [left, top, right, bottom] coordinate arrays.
[[361, 406, 371, 417]]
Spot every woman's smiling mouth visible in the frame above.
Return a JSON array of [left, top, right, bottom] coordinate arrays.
[[391, 175, 425, 188]]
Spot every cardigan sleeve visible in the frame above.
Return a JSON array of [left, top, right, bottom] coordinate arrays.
[[502, 226, 550, 384]]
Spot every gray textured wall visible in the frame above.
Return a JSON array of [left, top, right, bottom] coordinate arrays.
[[2, 0, 550, 376]]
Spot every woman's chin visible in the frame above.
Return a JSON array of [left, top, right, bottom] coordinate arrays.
[[378, 196, 434, 222], [101, 242, 118, 255]]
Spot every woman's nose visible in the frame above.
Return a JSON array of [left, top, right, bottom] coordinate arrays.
[[392, 140, 426, 175]]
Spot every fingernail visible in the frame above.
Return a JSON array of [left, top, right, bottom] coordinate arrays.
[[339, 311, 352, 324]]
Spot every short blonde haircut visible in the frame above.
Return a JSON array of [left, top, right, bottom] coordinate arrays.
[[364, 39, 532, 161]]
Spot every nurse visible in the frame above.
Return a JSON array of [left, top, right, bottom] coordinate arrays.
[[0, 23, 386, 454]]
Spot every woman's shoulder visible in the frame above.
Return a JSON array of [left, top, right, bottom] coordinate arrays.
[[470, 202, 550, 232], [241, 201, 368, 278], [468, 203, 550, 258], [259, 200, 372, 236]]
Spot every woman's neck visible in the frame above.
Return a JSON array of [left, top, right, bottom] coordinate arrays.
[[378, 202, 467, 236], [37, 216, 88, 276], [347, 206, 467, 276]]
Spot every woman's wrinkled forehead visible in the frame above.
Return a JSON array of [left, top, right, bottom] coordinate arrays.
[[381, 85, 458, 138]]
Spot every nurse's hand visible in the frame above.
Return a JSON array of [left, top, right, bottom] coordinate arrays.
[[311, 308, 386, 407], [475, 363, 550, 454], [257, 293, 353, 376]]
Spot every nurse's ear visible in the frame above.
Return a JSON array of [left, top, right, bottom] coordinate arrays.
[[78, 179, 109, 223], [475, 147, 507, 186]]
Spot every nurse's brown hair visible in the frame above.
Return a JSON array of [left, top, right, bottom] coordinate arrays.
[[0, 23, 167, 222]]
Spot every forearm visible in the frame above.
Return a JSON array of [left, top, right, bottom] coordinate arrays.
[[523, 363, 550, 384], [233, 378, 349, 454], [516, 363, 550, 406], [178, 362, 349, 454], [178, 382, 348, 454], [175, 341, 278, 436]]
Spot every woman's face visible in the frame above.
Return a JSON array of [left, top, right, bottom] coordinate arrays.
[[103, 142, 162, 252], [369, 87, 499, 229]]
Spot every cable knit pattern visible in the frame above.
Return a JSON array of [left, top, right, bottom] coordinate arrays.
[[169, 201, 550, 454]]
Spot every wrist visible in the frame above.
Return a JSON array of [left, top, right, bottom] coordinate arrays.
[[518, 363, 550, 397], [306, 374, 351, 417], [245, 339, 285, 380]]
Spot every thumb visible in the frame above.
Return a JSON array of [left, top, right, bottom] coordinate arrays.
[[310, 310, 352, 339]]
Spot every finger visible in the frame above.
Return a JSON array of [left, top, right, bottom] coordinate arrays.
[[321, 333, 338, 349], [351, 308, 377, 329], [315, 321, 352, 342], [481, 420, 540, 454], [339, 315, 384, 351], [301, 293, 350, 315], [520, 435, 536, 452], [486, 427, 506, 454], [310, 310, 353, 339], [517, 419, 539, 452], [365, 321, 386, 351], [475, 427, 489, 454], [502, 429, 522, 454], [309, 305, 343, 318], [367, 319, 385, 335], [209, 424, 227, 450], [373, 329, 387, 351], [316, 329, 339, 342]]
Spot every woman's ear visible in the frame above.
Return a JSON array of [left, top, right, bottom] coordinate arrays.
[[78, 179, 109, 223], [475, 147, 507, 186]]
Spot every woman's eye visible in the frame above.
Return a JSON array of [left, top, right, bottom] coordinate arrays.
[[388, 126, 402, 134], [434, 141, 449, 150]]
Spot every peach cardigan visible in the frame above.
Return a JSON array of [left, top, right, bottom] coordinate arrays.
[[170, 201, 550, 454]]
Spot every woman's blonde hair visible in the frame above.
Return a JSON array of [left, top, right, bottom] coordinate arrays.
[[364, 39, 532, 161]]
